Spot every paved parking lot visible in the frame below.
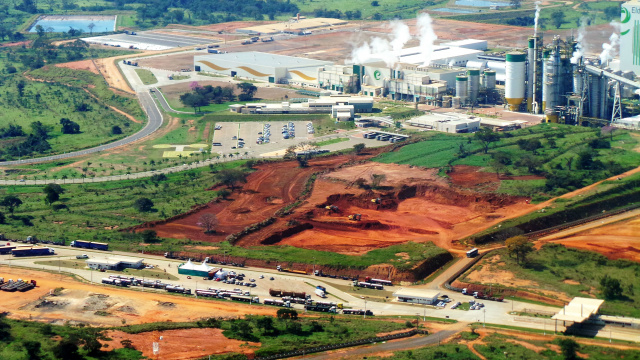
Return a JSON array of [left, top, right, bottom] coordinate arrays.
[[212, 121, 316, 157]]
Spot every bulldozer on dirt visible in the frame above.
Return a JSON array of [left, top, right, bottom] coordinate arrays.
[[348, 214, 362, 221], [325, 205, 340, 213], [371, 198, 381, 204]]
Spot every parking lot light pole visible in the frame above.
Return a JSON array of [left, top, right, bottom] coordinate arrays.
[[483, 308, 486, 328]]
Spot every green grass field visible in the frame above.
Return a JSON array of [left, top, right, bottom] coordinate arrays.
[[461, 245, 640, 317], [313, 137, 350, 147], [134, 68, 158, 85], [375, 124, 640, 197]]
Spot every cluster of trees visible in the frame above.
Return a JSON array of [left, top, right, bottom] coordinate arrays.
[[2, 38, 92, 70], [60, 118, 81, 134], [133, 0, 299, 25], [0, 121, 52, 160], [313, 9, 361, 19], [179, 83, 235, 113]]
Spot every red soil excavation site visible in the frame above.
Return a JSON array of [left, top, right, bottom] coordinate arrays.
[[141, 155, 535, 255]]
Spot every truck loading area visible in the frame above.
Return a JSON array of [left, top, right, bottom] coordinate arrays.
[[83, 30, 217, 50]]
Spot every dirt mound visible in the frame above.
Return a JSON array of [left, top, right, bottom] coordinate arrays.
[[102, 328, 259, 360], [55, 59, 99, 74], [449, 165, 544, 191]]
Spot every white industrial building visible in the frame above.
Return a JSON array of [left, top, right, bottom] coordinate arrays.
[[393, 288, 441, 305], [406, 113, 481, 133], [552, 297, 604, 324], [229, 95, 373, 119], [86, 256, 144, 270], [194, 52, 331, 86]]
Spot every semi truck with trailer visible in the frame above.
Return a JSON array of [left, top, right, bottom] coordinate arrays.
[[342, 309, 373, 316], [304, 303, 337, 313], [276, 265, 308, 275], [70, 240, 109, 251], [11, 247, 55, 257], [0, 246, 16, 254], [365, 277, 393, 286]]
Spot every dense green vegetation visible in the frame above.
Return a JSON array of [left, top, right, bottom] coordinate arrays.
[[0, 315, 143, 359], [0, 41, 142, 160], [462, 245, 640, 317], [375, 124, 640, 197]]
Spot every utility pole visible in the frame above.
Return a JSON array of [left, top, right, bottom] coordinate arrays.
[[483, 308, 486, 328]]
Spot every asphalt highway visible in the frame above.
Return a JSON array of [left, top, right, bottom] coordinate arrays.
[[0, 91, 163, 166]]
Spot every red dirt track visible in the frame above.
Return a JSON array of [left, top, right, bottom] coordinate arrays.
[[148, 155, 369, 241]]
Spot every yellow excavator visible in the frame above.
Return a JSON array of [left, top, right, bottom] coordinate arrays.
[[348, 214, 362, 221]]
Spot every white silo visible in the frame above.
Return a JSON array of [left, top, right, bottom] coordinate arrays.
[[541, 49, 550, 111], [467, 69, 480, 104], [483, 70, 496, 89], [505, 52, 526, 111], [456, 75, 469, 104]]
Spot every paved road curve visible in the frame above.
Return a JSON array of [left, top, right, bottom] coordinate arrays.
[[0, 91, 163, 166]]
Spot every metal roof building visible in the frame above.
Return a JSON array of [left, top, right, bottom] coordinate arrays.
[[194, 52, 331, 86], [86, 256, 143, 270], [393, 288, 441, 305]]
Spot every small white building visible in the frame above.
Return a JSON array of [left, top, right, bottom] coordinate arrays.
[[393, 288, 441, 305], [407, 113, 480, 133], [331, 104, 355, 121], [86, 256, 143, 270]]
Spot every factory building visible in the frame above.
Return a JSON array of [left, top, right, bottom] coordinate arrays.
[[317, 65, 359, 92], [406, 113, 481, 133], [229, 95, 373, 120], [194, 52, 331, 87]]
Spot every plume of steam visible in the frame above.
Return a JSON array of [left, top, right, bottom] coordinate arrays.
[[350, 19, 411, 67], [570, 18, 586, 64], [599, 22, 621, 65], [417, 13, 438, 66], [349, 13, 437, 68], [534, 1, 541, 36]]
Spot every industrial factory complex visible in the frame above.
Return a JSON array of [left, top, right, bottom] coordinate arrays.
[[194, 3, 640, 128]]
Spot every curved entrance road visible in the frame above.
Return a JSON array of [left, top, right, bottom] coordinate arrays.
[[0, 91, 163, 166]]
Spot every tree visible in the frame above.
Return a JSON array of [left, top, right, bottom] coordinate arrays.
[[370, 173, 386, 188], [6, 66, 17, 74], [179, 93, 208, 114], [236, 82, 258, 100], [353, 143, 366, 154], [557, 338, 579, 360], [16, 80, 25, 97], [134, 197, 154, 212], [371, 0, 379, 5], [474, 127, 500, 154], [43, 183, 65, 206], [510, 0, 521, 8], [217, 169, 247, 190], [199, 213, 218, 233], [60, 118, 81, 134], [550, 10, 566, 29], [87, 22, 95, 34], [111, 125, 122, 135], [140, 229, 159, 243], [256, 316, 275, 333], [505, 235, 533, 264], [0, 212, 5, 224], [276, 308, 298, 320], [600, 275, 623, 299], [0, 195, 22, 214], [53, 339, 80, 360], [22, 340, 41, 359]]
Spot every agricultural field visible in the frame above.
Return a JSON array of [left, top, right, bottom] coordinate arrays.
[[375, 124, 640, 197], [460, 245, 640, 317]]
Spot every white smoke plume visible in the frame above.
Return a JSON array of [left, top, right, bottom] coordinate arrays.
[[533, 1, 541, 36], [349, 13, 437, 68], [599, 21, 621, 65], [417, 13, 438, 66], [570, 18, 587, 64]]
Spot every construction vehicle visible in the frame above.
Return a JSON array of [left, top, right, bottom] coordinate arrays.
[[12, 247, 55, 257], [371, 198, 381, 204], [70, 240, 108, 251], [325, 205, 339, 213], [348, 214, 362, 221]]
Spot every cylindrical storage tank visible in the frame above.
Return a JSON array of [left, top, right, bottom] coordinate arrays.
[[505, 52, 526, 111], [467, 69, 480, 104], [452, 96, 461, 109], [589, 75, 600, 118], [456, 75, 468, 104], [572, 65, 583, 95], [483, 70, 496, 90], [527, 38, 536, 112]]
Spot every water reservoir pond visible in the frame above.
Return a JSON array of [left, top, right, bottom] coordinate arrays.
[[29, 15, 116, 33], [432, 7, 479, 13]]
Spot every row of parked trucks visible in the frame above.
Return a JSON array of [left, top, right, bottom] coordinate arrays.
[[102, 275, 192, 294], [363, 132, 406, 144], [0, 245, 56, 257], [0, 278, 37, 292]]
